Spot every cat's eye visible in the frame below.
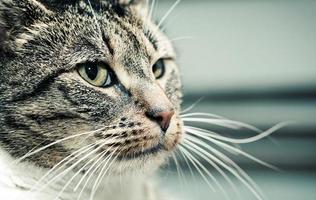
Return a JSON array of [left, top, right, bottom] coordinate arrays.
[[152, 59, 166, 79], [77, 62, 114, 87]]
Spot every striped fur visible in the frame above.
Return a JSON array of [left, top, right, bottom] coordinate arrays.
[[0, 0, 182, 199]]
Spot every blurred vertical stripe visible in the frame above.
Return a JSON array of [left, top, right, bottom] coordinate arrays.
[[156, 0, 316, 169]]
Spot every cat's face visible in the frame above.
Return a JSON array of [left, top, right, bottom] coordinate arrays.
[[0, 0, 182, 173]]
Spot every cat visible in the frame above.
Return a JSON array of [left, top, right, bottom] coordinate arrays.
[[0, 0, 283, 200], [0, 0, 182, 199]]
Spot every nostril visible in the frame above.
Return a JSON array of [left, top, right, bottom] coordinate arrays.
[[156, 116, 163, 123], [146, 110, 174, 132]]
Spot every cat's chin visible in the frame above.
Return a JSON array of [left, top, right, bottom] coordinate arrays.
[[111, 136, 183, 175], [112, 133, 184, 174], [107, 150, 169, 175]]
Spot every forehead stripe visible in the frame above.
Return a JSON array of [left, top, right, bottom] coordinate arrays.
[[101, 31, 114, 55]]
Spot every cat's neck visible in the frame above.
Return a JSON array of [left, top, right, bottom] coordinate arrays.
[[0, 147, 152, 200]]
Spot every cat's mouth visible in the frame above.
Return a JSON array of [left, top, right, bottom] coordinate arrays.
[[96, 119, 183, 161], [118, 143, 164, 160], [117, 133, 183, 160], [118, 128, 183, 160]]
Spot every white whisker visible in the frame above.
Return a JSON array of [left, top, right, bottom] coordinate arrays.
[[178, 145, 216, 192], [184, 126, 221, 136], [181, 142, 232, 200], [157, 0, 181, 28], [156, 36, 193, 46], [171, 152, 186, 189], [182, 117, 262, 132], [185, 129, 279, 170], [183, 135, 264, 200], [76, 149, 115, 200], [87, 0, 101, 34], [53, 137, 119, 200], [181, 112, 225, 119], [37, 137, 118, 193], [89, 148, 119, 200], [74, 143, 118, 192], [30, 142, 99, 193], [95, 149, 120, 188], [183, 138, 262, 200], [184, 122, 289, 144], [148, 0, 156, 22], [12, 127, 106, 165], [169, 36, 193, 42], [181, 138, 239, 196], [177, 148, 197, 184], [187, 135, 263, 194], [181, 97, 204, 114]]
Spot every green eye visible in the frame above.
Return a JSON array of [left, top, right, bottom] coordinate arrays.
[[152, 59, 166, 79], [77, 62, 113, 87]]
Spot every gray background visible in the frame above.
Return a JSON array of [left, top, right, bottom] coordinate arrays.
[[154, 0, 316, 199]]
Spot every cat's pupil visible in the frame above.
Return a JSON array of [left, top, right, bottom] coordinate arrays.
[[85, 65, 98, 80]]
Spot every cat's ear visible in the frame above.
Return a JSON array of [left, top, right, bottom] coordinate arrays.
[[0, 0, 52, 53]]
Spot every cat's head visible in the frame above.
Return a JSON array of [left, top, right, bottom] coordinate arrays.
[[0, 0, 182, 173]]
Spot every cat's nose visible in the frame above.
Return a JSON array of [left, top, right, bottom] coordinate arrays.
[[146, 110, 175, 132]]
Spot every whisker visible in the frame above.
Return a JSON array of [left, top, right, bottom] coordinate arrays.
[[178, 145, 216, 192], [97, 148, 121, 185], [181, 139, 238, 198], [76, 149, 115, 200], [94, 151, 120, 195], [36, 137, 118, 193], [181, 112, 225, 119], [89, 148, 119, 200], [159, 11, 183, 33], [180, 143, 231, 200], [183, 135, 264, 200], [87, 0, 101, 34], [188, 135, 263, 195], [182, 117, 262, 132], [53, 140, 118, 200], [169, 36, 193, 42], [155, 36, 193, 46], [74, 143, 117, 192], [184, 126, 221, 136], [12, 127, 106, 164], [185, 129, 279, 170], [176, 147, 198, 186], [157, 0, 181, 28], [182, 138, 239, 196], [30, 142, 99, 193], [180, 97, 204, 114], [148, 0, 156, 21], [184, 122, 289, 144], [184, 125, 260, 155], [171, 152, 186, 189], [209, 146, 263, 195]]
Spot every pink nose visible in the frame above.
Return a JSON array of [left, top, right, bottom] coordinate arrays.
[[147, 110, 174, 132]]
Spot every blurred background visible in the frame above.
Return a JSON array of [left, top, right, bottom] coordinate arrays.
[[154, 0, 316, 199]]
